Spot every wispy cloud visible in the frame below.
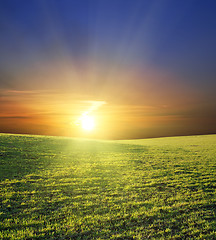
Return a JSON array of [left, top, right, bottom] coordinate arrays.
[[74, 100, 107, 126], [80, 100, 107, 115], [4, 89, 56, 95], [0, 116, 32, 119]]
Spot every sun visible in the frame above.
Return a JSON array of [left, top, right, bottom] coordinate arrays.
[[81, 115, 95, 131]]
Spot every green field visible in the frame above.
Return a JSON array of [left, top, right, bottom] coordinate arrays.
[[0, 134, 216, 239]]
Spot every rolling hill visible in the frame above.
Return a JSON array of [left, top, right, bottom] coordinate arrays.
[[0, 133, 216, 239]]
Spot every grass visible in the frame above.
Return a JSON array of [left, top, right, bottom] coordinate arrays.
[[0, 133, 216, 239]]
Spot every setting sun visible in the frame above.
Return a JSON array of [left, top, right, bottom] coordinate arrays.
[[81, 115, 95, 131]]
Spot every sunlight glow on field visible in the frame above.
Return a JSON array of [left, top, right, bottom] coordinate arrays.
[[1, 134, 216, 239]]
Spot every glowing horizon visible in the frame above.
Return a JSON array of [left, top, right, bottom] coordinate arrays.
[[0, 0, 216, 139]]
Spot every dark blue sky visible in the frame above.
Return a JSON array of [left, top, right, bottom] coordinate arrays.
[[0, 0, 216, 138], [1, 0, 216, 77]]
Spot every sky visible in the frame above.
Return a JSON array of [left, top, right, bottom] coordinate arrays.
[[0, 0, 216, 139]]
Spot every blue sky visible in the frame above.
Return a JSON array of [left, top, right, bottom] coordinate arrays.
[[1, 0, 216, 73]]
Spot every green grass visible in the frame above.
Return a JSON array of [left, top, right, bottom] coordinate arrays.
[[0, 133, 216, 239]]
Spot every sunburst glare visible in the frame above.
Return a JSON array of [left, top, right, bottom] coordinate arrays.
[[81, 115, 95, 131]]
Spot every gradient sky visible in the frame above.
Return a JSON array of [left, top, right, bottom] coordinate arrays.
[[0, 0, 216, 139]]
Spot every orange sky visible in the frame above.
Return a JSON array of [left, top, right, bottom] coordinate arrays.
[[1, 60, 215, 139]]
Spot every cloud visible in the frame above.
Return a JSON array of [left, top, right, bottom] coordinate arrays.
[[4, 89, 56, 95], [74, 100, 107, 126], [0, 116, 32, 119], [81, 101, 107, 115]]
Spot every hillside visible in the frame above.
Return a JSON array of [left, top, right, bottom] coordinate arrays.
[[0, 134, 216, 239]]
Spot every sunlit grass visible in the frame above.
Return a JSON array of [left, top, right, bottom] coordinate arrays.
[[0, 134, 216, 239]]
